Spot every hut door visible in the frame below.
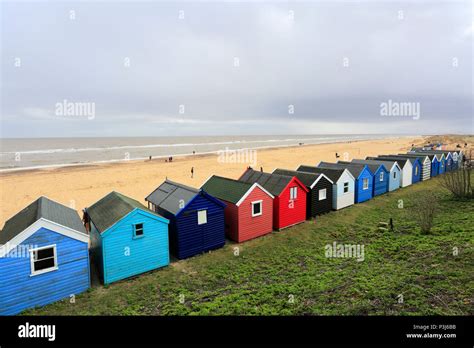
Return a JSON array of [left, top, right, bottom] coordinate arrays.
[[197, 209, 207, 249]]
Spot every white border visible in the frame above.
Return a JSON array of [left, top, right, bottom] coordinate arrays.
[[318, 188, 327, 201], [29, 244, 58, 277], [236, 183, 274, 206], [0, 218, 89, 258], [251, 200, 263, 217]]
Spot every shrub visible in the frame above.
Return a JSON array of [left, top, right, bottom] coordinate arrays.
[[415, 193, 438, 234], [441, 167, 473, 200]]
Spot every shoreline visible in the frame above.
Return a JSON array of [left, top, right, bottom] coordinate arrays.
[[0, 135, 416, 175], [0, 135, 428, 225]]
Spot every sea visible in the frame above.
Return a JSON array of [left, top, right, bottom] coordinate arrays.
[[0, 134, 400, 172]]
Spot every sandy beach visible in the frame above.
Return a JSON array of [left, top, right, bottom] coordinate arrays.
[[0, 136, 429, 225]]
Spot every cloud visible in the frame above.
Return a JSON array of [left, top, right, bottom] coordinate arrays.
[[1, 1, 472, 137]]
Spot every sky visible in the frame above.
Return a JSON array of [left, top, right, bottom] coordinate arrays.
[[1, 0, 472, 138]]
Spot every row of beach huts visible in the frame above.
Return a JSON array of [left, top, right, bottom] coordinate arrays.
[[0, 147, 464, 315]]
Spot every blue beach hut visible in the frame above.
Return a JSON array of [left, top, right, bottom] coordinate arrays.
[[145, 180, 226, 260], [0, 197, 90, 315], [432, 154, 445, 175], [318, 162, 374, 203], [350, 160, 389, 196], [375, 156, 421, 184], [420, 154, 441, 177], [84, 191, 170, 285]]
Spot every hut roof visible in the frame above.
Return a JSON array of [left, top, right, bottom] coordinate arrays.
[[87, 191, 164, 233], [239, 168, 297, 196], [1, 196, 86, 244], [273, 168, 333, 188], [296, 165, 348, 183], [201, 175, 255, 204], [145, 180, 201, 216], [318, 161, 372, 179]]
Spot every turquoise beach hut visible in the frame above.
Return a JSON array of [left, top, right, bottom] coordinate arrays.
[[84, 191, 169, 285]]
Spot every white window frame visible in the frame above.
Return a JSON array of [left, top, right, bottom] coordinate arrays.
[[414, 166, 418, 176], [343, 182, 349, 194], [251, 200, 263, 217], [362, 178, 369, 190], [197, 209, 207, 225], [318, 188, 327, 200], [30, 244, 58, 276], [379, 172, 384, 182], [290, 187, 298, 200]]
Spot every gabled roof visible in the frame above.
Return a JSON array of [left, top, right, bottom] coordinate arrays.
[[364, 157, 402, 171], [145, 180, 200, 216], [367, 155, 411, 167], [239, 168, 307, 196], [318, 161, 373, 179], [388, 153, 430, 163], [410, 152, 443, 161], [87, 191, 164, 234], [201, 175, 274, 205], [272, 168, 333, 188], [350, 160, 388, 174], [397, 153, 431, 163], [296, 165, 350, 183], [379, 154, 420, 166], [373, 156, 410, 167], [412, 149, 453, 156], [0, 196, 86, 245], [411, 150, 447, 160]]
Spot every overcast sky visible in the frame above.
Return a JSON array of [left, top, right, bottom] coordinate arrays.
[[1, 0, 472, 138]]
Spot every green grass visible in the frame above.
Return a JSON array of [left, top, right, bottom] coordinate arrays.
[[26, 175, 474, 316]]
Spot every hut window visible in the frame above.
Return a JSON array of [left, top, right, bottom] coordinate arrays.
[[134, 223, 144, 238], [198, 210, 207, 225], [379, 172, 384, 182], [343, 182, 349, 193], [414, 166, 419, 176], [30, 245, 57, 276], [318, 188, 327, 200], [393, 171, 397, 179], [251, 200, 263, 217], [290, 187, 298, 200], [362, 178, 369, 190]]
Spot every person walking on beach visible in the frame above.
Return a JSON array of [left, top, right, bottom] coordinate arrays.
[[191, 167, 194, 178]]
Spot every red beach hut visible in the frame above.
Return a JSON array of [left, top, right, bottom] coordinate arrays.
[[201, 175, 274, 242], [238, 168, 308, 230]]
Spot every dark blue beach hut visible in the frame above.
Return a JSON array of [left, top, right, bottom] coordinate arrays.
[[350, 160, 389, 196], [318, 162, 374, 203], [145, 180, 226, 260]]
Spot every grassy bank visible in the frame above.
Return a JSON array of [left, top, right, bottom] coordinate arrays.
[[26, 173, 474, 316]]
